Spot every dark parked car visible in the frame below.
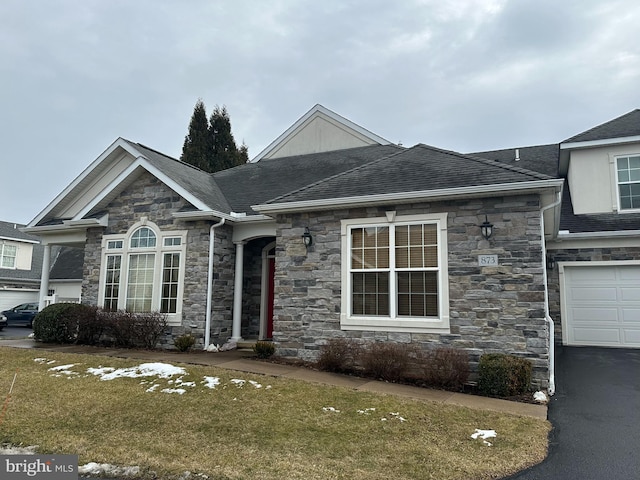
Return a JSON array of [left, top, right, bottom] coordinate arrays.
[[0, 302, 39, 328]]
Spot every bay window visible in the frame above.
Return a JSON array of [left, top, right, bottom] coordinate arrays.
[[341, 212, 449, 333], [99, 220, 186, 324]]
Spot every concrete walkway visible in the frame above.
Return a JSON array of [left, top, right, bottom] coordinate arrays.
[[1, 338, 546, 419]]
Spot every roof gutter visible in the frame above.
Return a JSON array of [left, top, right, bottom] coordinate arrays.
[[172, 211, 273, 223], [556, 229, 640, 240], [253, 179, 564, 214]]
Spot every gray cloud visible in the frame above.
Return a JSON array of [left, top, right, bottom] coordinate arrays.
[[1, 0, 639, 223]]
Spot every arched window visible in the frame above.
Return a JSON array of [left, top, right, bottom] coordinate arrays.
[[130, 227, 157, 248], [100, 220, 186, 324]]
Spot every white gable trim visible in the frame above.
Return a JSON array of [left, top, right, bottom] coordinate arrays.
[[560, 135, 640, 150], [73, 157, 212, 221], [251, 104, 391, 162], [28, 138, 141, 227]]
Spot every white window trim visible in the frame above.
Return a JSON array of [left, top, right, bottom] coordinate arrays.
[[614, 153, 640, 213], [0, 242, 17, 270], [340, 212, 449, 334], [98, 219, 187, 326]]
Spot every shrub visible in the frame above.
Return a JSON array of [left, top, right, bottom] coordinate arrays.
[[361, 342, 412, 382], [316, 338, 362, 373], [174, 334, 196, 352], [478, 353, 533, 397], [98, 310, 168, 349], [421, 347, 470, 390], [253, 341, 276, 358], [33, 303, 97, 344]]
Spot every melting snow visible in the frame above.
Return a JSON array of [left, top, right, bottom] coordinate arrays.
[[533, 391, 548, 403], [471, 429, 497, 446], [87, 363, 186, 381], [203, 376, 221, 389], [322, 406, 340, 413]]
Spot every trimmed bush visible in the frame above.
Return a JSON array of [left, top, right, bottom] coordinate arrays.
[[98, 310, 168, 349], [478, 353, 533, 397], [361, 342, 413, 382], [422, 347, 470, 390], [33, 303, 97, 344], [174, 334, 196, 352], [253, 341, 276, 358], [317, 338, 362, 373]]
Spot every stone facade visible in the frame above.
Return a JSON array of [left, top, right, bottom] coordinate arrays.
[[81, 172, 236, 348], [272, 194, 550, 387]]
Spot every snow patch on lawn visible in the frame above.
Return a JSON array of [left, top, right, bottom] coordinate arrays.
[[79, 462, 141, 477], [88, 362, 187, 380], [471, 429, 497, 446]]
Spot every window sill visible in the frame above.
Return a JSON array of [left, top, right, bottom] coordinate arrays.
[[340, 314, 450, 334]]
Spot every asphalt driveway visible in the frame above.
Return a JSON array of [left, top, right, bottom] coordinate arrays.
[[507, 346, 640, 479]]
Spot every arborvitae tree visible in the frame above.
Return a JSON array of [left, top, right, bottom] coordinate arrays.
[[180, 99, 210, 171], [180, 101, 248, 173], [208, 105, 249, 172]]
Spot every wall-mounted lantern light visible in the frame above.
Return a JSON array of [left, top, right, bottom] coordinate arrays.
[[479, 215, 494, 240], [302, 227, 313, 248], [546, 256, 556, 270]]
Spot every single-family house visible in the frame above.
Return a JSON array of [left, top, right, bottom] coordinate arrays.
[[23, 105, 640, 391], [0, 220, 82, 311], [0, 221, 43, 310]]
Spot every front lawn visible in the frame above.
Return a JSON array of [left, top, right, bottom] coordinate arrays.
[[0, 347, 549, 479]]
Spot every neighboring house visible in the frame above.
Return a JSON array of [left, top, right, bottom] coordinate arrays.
[[23, 105, 640, 390], [47, 246, 83, 304], [0, 221, 42, 310]]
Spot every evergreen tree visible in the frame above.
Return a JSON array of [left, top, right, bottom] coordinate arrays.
[[208, 105, 249, 172], [180, 99, 210, 171], [180, 101, 248, 173]]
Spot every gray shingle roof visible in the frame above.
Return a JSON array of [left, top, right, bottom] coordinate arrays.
[[563, 109, 640, 143], [264, 144, 554, 205], [0, 221, 40, 242], [127, 141, 232, 213], [214, 145, 403, 213], [50, 246, 83, 280], [470, 144, 559, 178]]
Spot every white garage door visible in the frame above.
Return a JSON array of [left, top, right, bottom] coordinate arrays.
[[0, 289, 39, 312], [564, 265, 640, 348]]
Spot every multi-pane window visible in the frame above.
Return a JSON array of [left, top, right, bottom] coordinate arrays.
[[161, 253, 180, 313], [341, 213, 449, 334], [0, 244, 17, 269], [126, 253, 155, 312], [617, 155, 640, 210], [100, 223, 186, 322], [104, 255, 121, 311], [349, 223, 439, 318]]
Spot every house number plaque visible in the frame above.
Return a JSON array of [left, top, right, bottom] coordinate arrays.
[[478, 254, 498, 266]]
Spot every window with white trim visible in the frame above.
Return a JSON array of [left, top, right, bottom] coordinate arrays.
[[99, 221, 187, 324], [0, 243, 17, 269], [341, 212, 449, 334], [616, 155, 640, 210]]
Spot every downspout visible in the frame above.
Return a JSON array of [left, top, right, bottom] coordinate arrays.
[[204, 218, 226, 349], [540, 192, 562, 396]]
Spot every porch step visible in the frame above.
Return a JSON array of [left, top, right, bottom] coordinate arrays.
[[236, 340, 257, 351]]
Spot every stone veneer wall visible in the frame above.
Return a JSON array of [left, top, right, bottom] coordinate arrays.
[[546, 246, 640, 341], [272, 195, 550, 387], [81, 172, 235, 348]]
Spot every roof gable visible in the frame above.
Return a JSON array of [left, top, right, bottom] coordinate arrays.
[[252, 104, 391, 162], [29, 139, 231, 228], [563, 109, 640, 144]]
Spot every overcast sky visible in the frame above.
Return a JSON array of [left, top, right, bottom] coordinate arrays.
[[1, 0, 639, 224]]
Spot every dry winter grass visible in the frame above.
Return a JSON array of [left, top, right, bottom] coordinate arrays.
[[0, 347, 550, 480]]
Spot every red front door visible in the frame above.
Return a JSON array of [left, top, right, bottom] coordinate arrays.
[[266, 256, 275, 339]]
